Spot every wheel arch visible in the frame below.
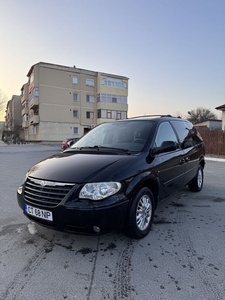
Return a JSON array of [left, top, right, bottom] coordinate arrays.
[[199, 156, 205, 169], [125, 172, 159, 210]]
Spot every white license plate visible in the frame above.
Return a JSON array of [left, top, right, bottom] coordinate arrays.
[[24, 204, 53, 221]]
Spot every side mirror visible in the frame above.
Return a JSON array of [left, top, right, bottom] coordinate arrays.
[[153, 141, 177, 154]]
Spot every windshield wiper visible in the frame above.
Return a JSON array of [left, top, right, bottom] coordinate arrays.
[[71, 145, 131, 155], [94, 145, 131, 154]]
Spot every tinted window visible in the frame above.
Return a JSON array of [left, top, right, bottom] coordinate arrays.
[[171, 120, 202, 149], [155, 122, 179, 148]]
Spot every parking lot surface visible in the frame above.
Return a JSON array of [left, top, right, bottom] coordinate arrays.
[[0, 144, 225, 300]]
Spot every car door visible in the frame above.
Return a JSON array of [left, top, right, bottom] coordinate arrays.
[[153, 121, 186, 200], [171, 120, 202, 186]]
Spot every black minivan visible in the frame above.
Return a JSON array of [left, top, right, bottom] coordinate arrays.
[[17, 115, 205, 239]]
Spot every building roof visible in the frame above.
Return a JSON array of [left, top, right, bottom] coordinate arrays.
[[215, 104, 225, 111], [195, 120, 222, 126], [27, 62, 129, 80]]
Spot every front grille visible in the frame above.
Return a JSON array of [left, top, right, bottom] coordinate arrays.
[[24, 177, 74, 207]]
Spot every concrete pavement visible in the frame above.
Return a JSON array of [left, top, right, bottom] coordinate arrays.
[[0, 139, 7, 146], [0, 140, 61, 152]]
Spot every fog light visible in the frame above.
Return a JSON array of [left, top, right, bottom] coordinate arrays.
[[93, 226, 100, 233]]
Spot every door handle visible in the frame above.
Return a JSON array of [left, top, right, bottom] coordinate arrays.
[[185, 157, 190, 162], [179, 159, 185, 164]]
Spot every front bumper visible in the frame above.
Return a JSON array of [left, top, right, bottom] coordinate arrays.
[[17, 187, 129, 235]]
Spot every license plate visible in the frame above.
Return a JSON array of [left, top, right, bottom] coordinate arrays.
[[24, 204, 53, 222]]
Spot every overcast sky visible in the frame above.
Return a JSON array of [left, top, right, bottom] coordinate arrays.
[[0, 0, 224, 121]]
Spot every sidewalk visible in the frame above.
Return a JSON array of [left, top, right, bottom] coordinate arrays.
[[205, 156, 225, 162], [0, 140, 61, 152]]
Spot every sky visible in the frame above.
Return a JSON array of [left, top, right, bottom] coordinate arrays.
[[0, 0, 225, 121]]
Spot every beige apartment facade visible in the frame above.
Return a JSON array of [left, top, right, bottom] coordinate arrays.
[[21, 62, 129, 142], [4, 95, 23, 142], [5, 95, 22, 130]]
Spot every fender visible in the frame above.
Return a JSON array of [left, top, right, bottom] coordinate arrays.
[[125, 170, 160, 198]]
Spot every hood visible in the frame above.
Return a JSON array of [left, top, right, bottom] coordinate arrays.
[[28, 152, 136, 183]]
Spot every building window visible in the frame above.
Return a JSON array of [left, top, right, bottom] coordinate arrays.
[[73, 76, 78, 84], [23, 114, 29, 122], [29, 73, 34, 84], [86, 112, 94, 119], [107, 111, 112, 119], [73, 110, 78, 118], [29, 87, 39, 101], [97, 110, 106, 118], [97, 109, 126, 120], [86, 78, 94, 87], [122, 111, 127, 119], [98, 93, 127, 104], [101, 78, 127, 89], [73, 93, 78, 101], [116, 112, 121, 120], [73, 127, 79, 134], [86, 95, 94, 103], [29, 126, 36, 135]]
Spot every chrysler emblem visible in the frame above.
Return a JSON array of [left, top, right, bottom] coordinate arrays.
[[40, 181, 47, 186]]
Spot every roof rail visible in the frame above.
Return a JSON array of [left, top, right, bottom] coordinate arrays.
[[128, 114, 173, 119]]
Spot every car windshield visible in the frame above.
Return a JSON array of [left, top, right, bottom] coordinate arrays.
[[71, 120, 154, 152]]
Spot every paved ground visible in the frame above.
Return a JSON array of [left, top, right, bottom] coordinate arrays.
[[0, 144, 225, 300]]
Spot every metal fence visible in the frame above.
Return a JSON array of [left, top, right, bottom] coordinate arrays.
[[198, 130, 225, 156]]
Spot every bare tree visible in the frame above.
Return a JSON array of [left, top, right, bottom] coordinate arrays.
[[174, 111, 184, 118], [187, 107, 218, 124]]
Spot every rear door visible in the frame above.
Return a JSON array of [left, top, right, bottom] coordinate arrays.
[[154, 121, 186, 199], [170, 120, 202, 186]]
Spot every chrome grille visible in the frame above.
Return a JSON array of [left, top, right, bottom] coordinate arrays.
[[24, 177, 74, 207]]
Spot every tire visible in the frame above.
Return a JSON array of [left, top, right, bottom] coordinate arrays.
[[188, 165, 204, 192], [124, 187, 155, 239]]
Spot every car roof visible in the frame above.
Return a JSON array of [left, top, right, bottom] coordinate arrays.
[[119, 115, 184, 123]]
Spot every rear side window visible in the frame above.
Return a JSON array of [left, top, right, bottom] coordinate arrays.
[[171, 120, 202, 149]]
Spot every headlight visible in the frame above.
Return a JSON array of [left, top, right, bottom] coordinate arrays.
[[23, 172, 29, 183], [79, 182, 121, 200], [17, 186, 23, 195]]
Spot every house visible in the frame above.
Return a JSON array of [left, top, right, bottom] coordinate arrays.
[[194, 120, 222, 131], [215, 104, 225, 131]]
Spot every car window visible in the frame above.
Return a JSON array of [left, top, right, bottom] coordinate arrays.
[[71, 121, 154, 152], [155, 122, 179, 148], [171, 120, 202, 149]]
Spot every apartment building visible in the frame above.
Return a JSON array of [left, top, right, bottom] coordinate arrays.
[[21, 62, 129, 142], [3, 95, 23, 142], [5, 95, 22, 131]]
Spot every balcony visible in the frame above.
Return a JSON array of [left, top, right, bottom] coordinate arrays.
[[22, 121, 29, 128], [29, 97, 39, 110], [30, 114, 39, 125], [21, 107, 29, 116], [21, 94, 26, 104]]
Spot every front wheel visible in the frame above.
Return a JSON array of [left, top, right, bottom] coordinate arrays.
[[124, 187, 155, 239], [188, 165, 204, 192]]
